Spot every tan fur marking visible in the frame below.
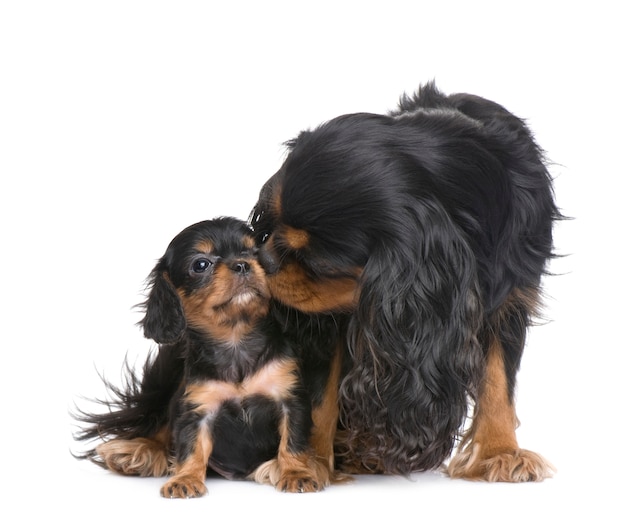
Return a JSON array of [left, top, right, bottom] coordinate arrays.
[[310, 346, 342, 473], [244, 358, 299, 399], [96, 436, 169, 477], [282, 226, 310, 249], [447, 336, 555, 481], [186, 380, 240, 415], [243, 235, 255, 249], [194, 240, 214, 255], [185, 359, 300, 415], [495, 286, 543, 328], [267, 262, 361, 313], [471, 339, 519, 453]]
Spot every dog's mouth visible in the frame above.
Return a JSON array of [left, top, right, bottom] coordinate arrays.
[[222, 285, 268, 307], [213, 274, 270, 311]]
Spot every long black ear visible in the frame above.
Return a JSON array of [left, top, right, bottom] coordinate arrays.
[[140, 265, 186, 344], [339, 201, 484, 474]]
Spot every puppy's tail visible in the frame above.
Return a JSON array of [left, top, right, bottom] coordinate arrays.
[[72, 344, 184, 463]]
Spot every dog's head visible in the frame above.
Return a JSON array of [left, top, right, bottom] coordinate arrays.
[[140, 217, 270, 345], [248, 112, 479, 318], [247, 116, 404, 313]]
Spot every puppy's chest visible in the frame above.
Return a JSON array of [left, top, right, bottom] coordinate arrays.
[[184, 358, 299, 417]]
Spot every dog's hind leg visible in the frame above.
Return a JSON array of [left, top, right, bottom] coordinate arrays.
[[447, 290, 555, 482], [95, 427, 170, 477]]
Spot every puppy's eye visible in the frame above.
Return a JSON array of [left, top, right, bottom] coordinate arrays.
[[191, 258, 213, 273]]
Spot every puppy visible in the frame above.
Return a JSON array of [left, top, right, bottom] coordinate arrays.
[[74, 217, 331, 497], [248, 82, 562, 482]]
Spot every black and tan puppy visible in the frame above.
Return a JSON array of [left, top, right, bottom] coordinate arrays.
[[249, 82, 561, 482], [74, 217, 331, 497]]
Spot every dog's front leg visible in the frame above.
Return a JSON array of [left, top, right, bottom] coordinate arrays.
[[161, 414, 212, 498], [273, 403, 327, 493]]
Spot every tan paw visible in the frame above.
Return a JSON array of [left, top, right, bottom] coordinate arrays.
[[252, 456, 341, 492], [276, 472, 324, 493], [96, 438, 169, 477], [160, 475, 207, 498], [447, 444, 555, 482]]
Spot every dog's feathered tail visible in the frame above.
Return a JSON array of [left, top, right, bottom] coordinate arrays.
[[72, 344, 183, 465]]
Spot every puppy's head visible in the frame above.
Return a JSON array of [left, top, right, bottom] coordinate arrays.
[[140, 217, 270, 344]]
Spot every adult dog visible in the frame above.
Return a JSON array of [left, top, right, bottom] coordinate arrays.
[[248, 82, 560, 482]]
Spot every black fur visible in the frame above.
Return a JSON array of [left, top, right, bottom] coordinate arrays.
[[249, 82, 561, 476]]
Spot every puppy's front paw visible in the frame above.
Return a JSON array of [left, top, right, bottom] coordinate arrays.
[[276, 455, 333, 493], [160, 475, 207, 498], [276, 472, 323, 493], [252, 454, 339, 493]]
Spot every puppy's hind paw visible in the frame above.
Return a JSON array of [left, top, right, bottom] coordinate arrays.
[[96, 437, 169, 477]]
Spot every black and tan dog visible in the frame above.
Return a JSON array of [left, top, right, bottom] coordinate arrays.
[[74, 217, 337, 497], [249, 82, 561, 482]]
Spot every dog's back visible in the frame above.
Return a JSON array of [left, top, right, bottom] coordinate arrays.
[[392, 82, 560, 313]]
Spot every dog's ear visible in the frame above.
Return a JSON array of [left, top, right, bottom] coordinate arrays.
[[341, 202, 484, 474], [140, 264, 186, 344]]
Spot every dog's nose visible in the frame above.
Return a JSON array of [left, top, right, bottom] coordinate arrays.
[[232, 261, 250, 275], [257, 246, 279, 274]]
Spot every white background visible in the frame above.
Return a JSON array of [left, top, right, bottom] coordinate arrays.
[[1, 1, 624, 530]]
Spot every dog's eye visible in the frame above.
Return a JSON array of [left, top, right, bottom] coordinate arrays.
[[191, 258, 213, 273], [247, 206, 264, 227]]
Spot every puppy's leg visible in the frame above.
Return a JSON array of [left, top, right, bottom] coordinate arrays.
[[264, 408, 338, 493], [95, 428, 170, 477], [253, 360, 340, 493], [161, 422, 212, 498], [447, 305, 554, 482], [274, 349, 347, 491]]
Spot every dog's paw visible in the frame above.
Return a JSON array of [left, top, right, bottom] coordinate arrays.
[[160, 475, 207, 498], [447, 444, 555, 482], [251, 454, 349, 492], [276, 472, 324, 493], [96, 438, 169, 477]]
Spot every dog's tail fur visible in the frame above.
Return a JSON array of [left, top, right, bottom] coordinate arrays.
[[72, 344, 183, 464]]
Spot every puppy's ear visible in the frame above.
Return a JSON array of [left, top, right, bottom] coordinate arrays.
[[140, 265, 186, 344]]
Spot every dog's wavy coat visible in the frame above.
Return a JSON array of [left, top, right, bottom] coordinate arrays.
[[74, 218, 336, 497], [249, 82, 560, 481]]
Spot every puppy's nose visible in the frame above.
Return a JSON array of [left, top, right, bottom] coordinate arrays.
[[231, 261, 250, 275]]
